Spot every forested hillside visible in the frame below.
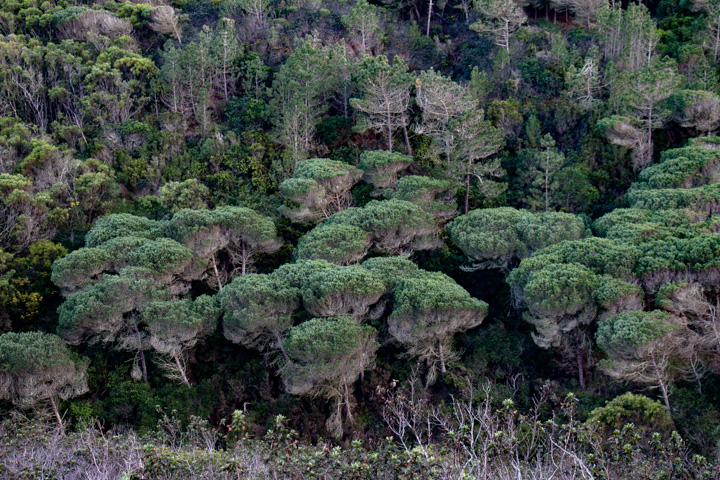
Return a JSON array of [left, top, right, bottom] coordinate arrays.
[[3, 0, 720, 478]]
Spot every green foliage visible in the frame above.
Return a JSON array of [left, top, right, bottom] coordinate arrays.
[[448, 207, 585, 269], [328, 199, 440, 255], [0, 331, 89, 408], [390, 176, 457, 223], [389, 270, 488, 379], [301, 264, 385, 319], [360, 256, 420, 291], [279, 158, 363, 223], [282, 316, 379, 394], [357, 150, 413, 195], [218, 273, 299, 350], [587, 392, 673, 434], [596, 311, 677, 356], [295, 223, 371, 265]]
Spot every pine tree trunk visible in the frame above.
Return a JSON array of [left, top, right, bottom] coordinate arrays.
[[343, 383, 353, 421], [139, 348, 148, 383], [241, 241, 248, 276], [652, 356, 672, 414], [49, 395, 64, 433], [387, 108, 393, 152], [212, 255, 223, 290], [576, 345, 585, 390], [438, 339, 446, 373], [465, 174, 471, 214], [426, 0, 433, 37], [174, 354, 190, 386], [402, 123, 412, 156]]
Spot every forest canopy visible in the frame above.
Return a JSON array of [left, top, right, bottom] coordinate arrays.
[[2, 0, 720, 478]]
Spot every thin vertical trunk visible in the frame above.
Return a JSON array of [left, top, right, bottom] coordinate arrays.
[[49, 396, 64, 432], [652, 356, 672, 414], [465, 173, 471, 214], [343, 383, 353, 421], [438, 339, 446, 373], [426, 0, 433, 37], [576, 345, 585, 390], [545, 154, 550, 212], [139, 348, 148, 383], [402, 123, 412, 156], [505, 21, 510, 53], [241, 241, 248, 276], [174, 354, 190, 386], [212, 255, 223, 290], [387, 110, 393, 152]]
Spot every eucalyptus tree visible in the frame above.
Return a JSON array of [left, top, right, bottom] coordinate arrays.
[[270, 35, 335, 165], [610, 61, 681, 169], [351, 55, 413, 154], [514, 134, 565, 212], [281, 316, 379, 438], [449, 110, 505, 213], [414, 69, 476, 164], [0, 331, 89, 430], [388, 271, 488, 383], [147, 5, 182, 44], [564, 0, 606, 27], [219, 274, 300, 358], [279, 158, 363, 223]]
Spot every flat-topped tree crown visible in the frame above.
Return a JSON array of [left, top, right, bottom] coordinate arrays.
[[361, 256, 420, 292], [388, 270, 488, 382], [596, 310, 693, 413], [357, 150, 413, 196], [57, 267, 171, 346], [390, 176, 457, 224], [52, 234, 204, 296], [0, 331, 89, 428], [281, 316, 379, 437], [166, 206, 281, 287], [328, 199, 441, 256], [142, 295, 219, 385], [280, 158, 362, 223], [448, 208, 585, 270], [84, 213, 164, 247], [301, 264, 385, 319], [218, 273, 300, 354], [295, 223, 371, 265]]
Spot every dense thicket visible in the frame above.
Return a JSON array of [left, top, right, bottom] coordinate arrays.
[[3, 0, 720, 476]]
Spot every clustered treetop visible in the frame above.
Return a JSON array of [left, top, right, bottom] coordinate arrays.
[[279, 158, 363, 223], [448, 207, 586, 270]]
